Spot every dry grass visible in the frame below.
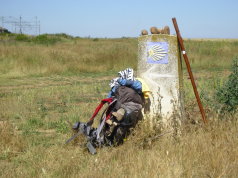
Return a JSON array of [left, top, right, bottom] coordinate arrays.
[[0, 121, 26, 163], [184, 39, 238, 69], [0, 118, 237, 177], [0, 38, 138, 77], [0, 37, 238, 77], [0, 37, 238, 177], [0, 72, 237, 177]]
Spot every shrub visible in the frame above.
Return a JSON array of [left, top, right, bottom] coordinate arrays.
[[92, 38, 99, 42], [32, 34, 61, 45], [53, 33, 73, 39], [15, 34, 31, 42], [216, 57, 238, 112]]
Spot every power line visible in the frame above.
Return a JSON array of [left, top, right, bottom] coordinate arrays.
[[0, 16, 41, 35]]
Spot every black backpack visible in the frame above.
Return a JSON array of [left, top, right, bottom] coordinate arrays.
[[65, 86, 144, 154]]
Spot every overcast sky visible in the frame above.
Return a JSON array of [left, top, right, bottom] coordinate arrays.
[[1, 0, 238, 38]]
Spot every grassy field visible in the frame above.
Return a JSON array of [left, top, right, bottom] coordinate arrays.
[[0, 34, 238, 177]]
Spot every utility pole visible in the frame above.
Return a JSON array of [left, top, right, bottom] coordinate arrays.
[[1, 16, 4, 28], [14, 22, 16, 33], [19, 16, 22, 34], [35, 16, 38, 35], [39, 20, 41, 35], [0, 16, 40, 35]]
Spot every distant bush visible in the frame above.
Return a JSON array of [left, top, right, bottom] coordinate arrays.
[[53, 33, 73, 39], [15, 34, 31, 42], [92, 38, 99, 42], [32, 34, 61, 45], [216, 57, 238, 112], [7, 33, 71, 44], [0, 32, 11, 36]]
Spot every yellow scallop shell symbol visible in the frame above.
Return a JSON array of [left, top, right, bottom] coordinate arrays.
[[148, 44, 167, 61]]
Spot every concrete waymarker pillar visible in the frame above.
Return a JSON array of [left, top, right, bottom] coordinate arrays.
[[138, 34, 184, 127]]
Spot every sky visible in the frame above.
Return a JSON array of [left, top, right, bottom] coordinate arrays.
[[1, 0, 238, 38]]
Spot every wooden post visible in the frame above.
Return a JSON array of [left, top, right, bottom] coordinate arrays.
[[172, 17, 207, 123]]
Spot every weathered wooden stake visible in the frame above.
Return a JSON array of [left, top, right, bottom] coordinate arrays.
[[172, 17, 207, 123]]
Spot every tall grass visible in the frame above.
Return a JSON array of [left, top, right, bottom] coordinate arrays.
[[0, 36, 238, 177], [1, 36, 237, 77], [1, 114, 237, 177], [0, 72, 237, 177], [184, 39, 238, 70], [0, 37, 138, 76]]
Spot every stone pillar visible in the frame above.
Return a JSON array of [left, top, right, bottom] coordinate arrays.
[[138, 34, 184, 127]]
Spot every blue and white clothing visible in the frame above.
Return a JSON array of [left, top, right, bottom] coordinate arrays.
[[108, 68, 142, 98]]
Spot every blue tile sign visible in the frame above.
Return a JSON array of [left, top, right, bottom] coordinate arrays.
[[146, 42, 169, 64]]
